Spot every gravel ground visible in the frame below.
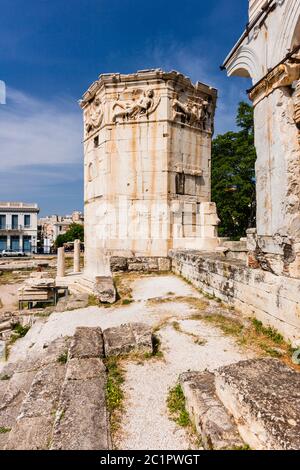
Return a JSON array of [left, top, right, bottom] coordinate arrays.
[[116, 320, 250, 450], [1, 274, 254, 450]]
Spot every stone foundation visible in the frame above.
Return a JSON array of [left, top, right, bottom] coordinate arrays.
[[110, 256, 171, 273], [169, 250, 300, 347]]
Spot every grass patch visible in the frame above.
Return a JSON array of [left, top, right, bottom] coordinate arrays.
[[251, 319, 284, 344], [88, 295, 100, 306], [167, 384, 190, 427], [104, 356, 125, 441], [0, 374, 10, 381], [9, 322, 30, 345], [0, 269, 35, 286], [203, 314, 244, 336], [0, 427, 11, 434], [147, 295, 208, 311], [231, 444, 251, 451], [202, 312, 298, 370], [122, 299, 134, 305], [113, 274, 134, 302], [57, 352, 68, 364]]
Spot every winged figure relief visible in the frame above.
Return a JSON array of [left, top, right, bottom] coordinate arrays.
[[112, 89, 161, 123], [85, 98, 104, 136], [172, 96, 213, 130]]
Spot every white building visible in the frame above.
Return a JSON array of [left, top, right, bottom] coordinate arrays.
[[0, 202, 39, 253], [39, 211, 84, 252]]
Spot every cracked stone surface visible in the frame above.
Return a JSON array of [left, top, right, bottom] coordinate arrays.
[[103, 323, 152, 357], [1, 274, 298, 450], [215, 358, 300, 450]]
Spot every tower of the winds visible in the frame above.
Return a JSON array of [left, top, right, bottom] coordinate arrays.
[[80, 70, 219, 279]]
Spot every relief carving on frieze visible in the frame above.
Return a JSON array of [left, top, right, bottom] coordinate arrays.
[[172, 94, 213, 130], [112, 88, 161, 123], [85, 97, 104, 136]]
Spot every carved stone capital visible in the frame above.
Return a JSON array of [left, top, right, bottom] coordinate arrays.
[[249, 62, 300, 106]]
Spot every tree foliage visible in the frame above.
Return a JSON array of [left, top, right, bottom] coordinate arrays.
[[212, 102, 256, 239], [55, 223, 84, 248]]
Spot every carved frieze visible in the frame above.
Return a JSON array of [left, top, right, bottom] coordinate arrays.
[[172, 95, 213, 130], [112, 88, 161, 123], [85, 97, 104, 136]]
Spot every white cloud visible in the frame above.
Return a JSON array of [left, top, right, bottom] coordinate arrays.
[[0, 88, 83, 173]]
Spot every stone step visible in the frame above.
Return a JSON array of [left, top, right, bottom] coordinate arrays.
[[70, 283, 92, 295], [103, 323, 153, 357], [180, 371, 244, 450], [0, 361, 39, 450], [51, 326, 109, 450], [68, 284, 89, 296], [215, 358, 300, 450], [0, 337, 70, 450], [50, 357, 109, 450], [5, 362, 66, 450]]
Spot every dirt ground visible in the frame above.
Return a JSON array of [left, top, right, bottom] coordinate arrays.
[[1, 272, 257, 450]]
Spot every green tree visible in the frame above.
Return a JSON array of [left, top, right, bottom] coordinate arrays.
[[55, 223, 84, 248], [212, 102, 256, 239]]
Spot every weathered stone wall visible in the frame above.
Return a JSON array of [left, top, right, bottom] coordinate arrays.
[[110, 256, 171, 273], [223, 0, 300, 278], [169, 250, 300, 347]]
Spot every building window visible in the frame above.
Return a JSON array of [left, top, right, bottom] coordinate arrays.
[[24, 214, 31, 227], [12, 214, 18, 229], [0, 236, 7, 251], [11, 236, 20, 250], [0, 215, 6, 230], [94, 135, 99, 148], [175, 173, 185, 195], [23, 236, 31, 253]]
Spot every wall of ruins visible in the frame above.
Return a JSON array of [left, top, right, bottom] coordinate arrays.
[[81, 70, 219, 278], [224, 0, 300, 278], [170, 250, 300, 347]]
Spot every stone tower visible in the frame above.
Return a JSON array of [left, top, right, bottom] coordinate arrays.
[[80, 70, 219, 279]]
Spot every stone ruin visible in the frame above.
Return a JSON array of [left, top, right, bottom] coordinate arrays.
[[1, 325, 299, 450], [76, 1, 300, 348], [80, 69, 219, 279], [1, 0, 300, 453]]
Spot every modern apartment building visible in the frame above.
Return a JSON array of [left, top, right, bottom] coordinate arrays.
[[0, 202, 40, 253], [38, 211, 84, 252]]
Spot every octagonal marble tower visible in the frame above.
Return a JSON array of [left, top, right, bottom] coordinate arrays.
[[80, 70, 219, 278]]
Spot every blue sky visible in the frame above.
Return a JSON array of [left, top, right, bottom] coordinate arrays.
[[0, 0, 251, 216]]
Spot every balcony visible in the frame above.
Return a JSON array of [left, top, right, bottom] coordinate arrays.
[[0, 225, 33, 233]]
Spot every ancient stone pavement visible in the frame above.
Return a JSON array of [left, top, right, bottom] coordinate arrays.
[[0, 274, 299, 450]]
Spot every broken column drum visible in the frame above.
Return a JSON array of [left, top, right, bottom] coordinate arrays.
[[57, 247, 65, 278], [73, 239, 81, 274], [80, 70, 219, 279]]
